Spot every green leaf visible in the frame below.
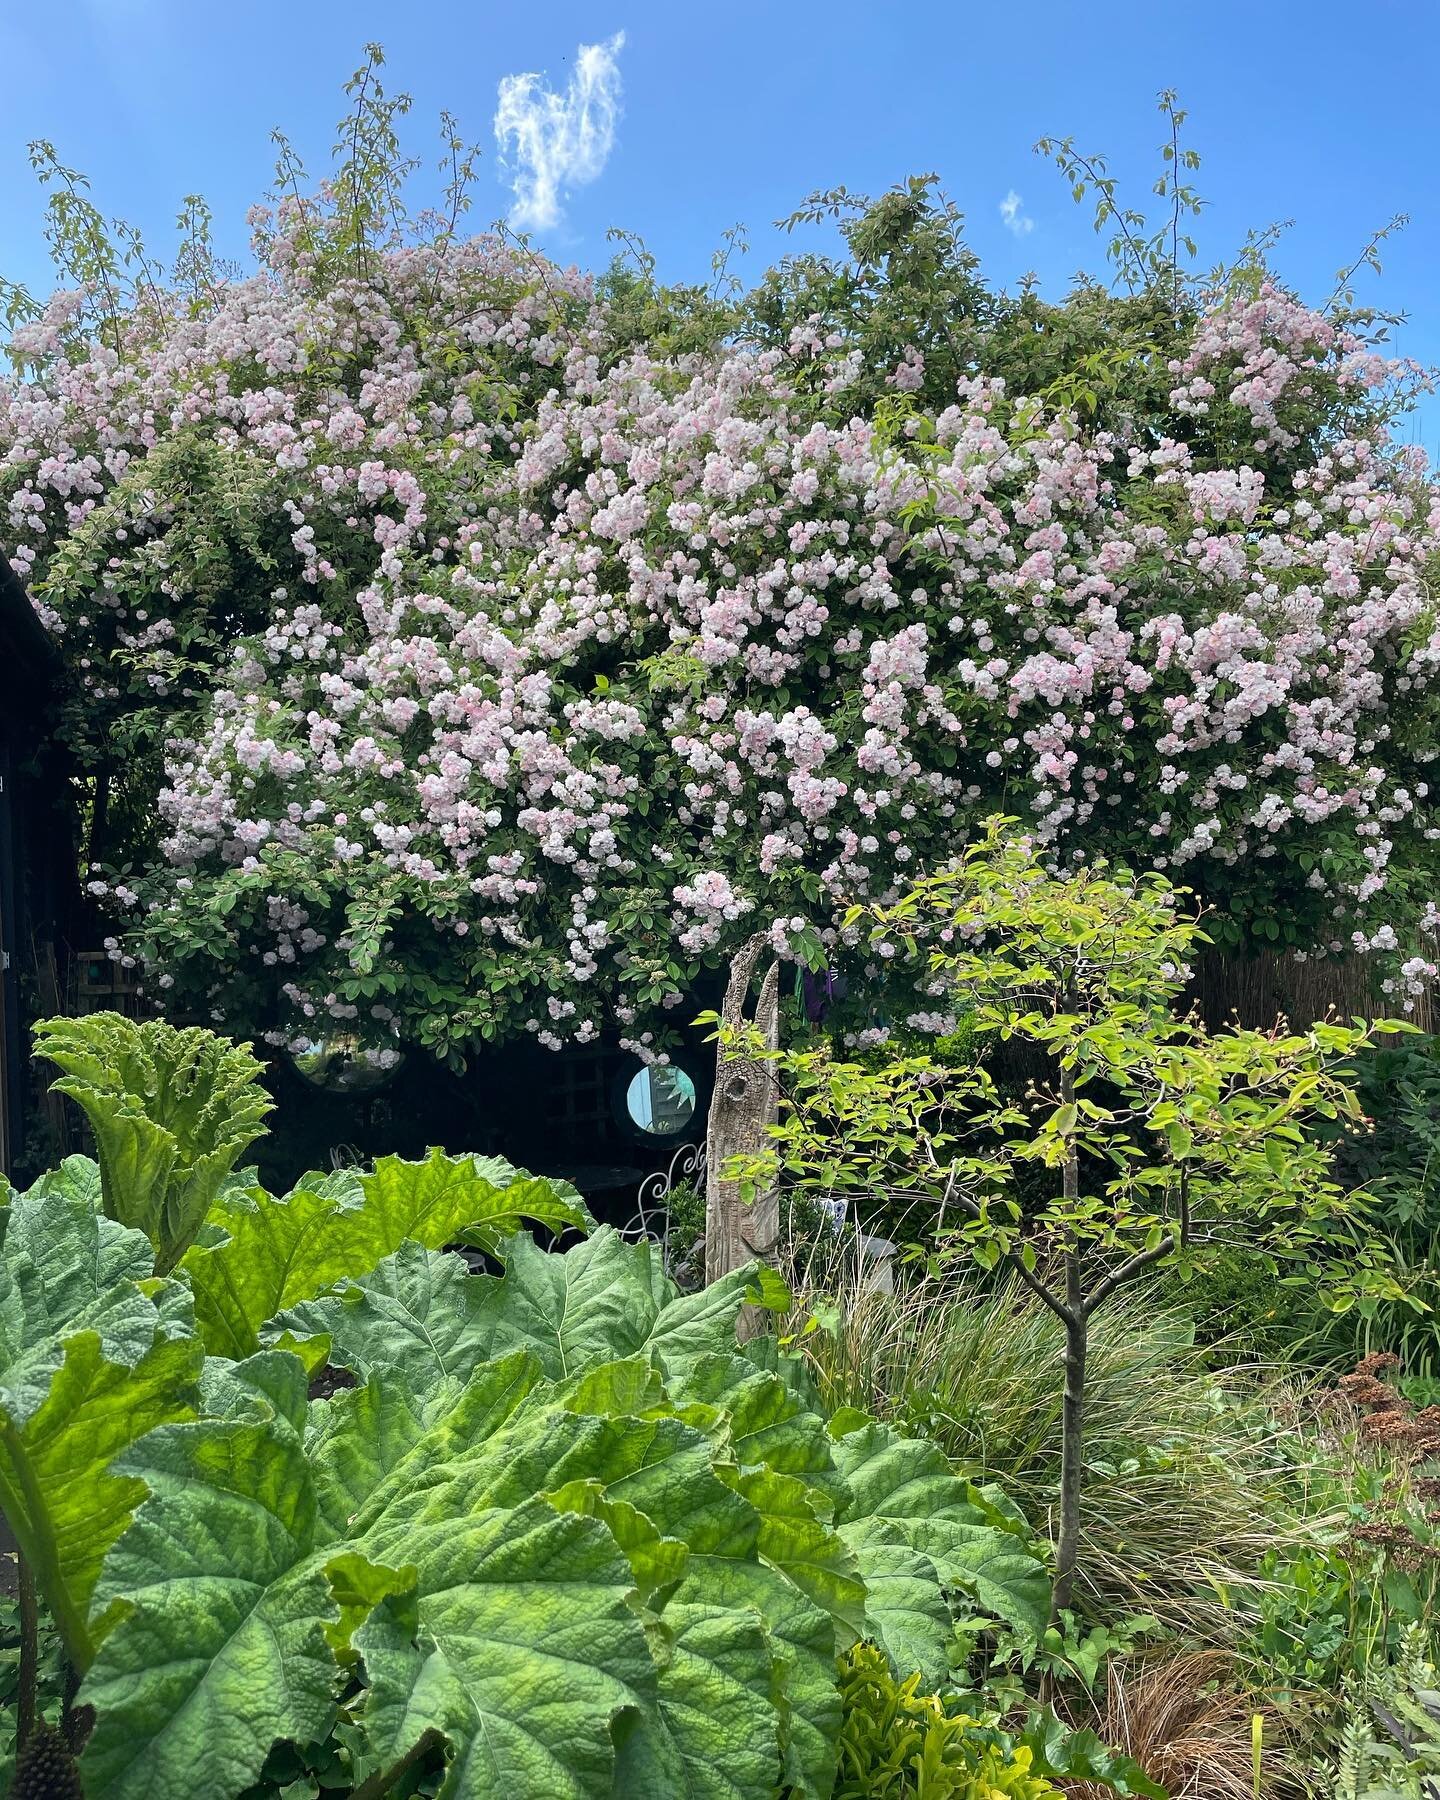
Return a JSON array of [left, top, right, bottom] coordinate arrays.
[[271, 1243, 500, 1390], [667, 1353, 846, 1509], [469, 1229, 754, 1380], [654, 1601, 783, 1800], [363, 1151, 592, 1258], [19, 1154, 103, 1211], [307, 1353, 545, 1544], [80, 1413, 343, 1800], [0, 1191, 200, 1665], [183, 1150, 587, 1358], [1019, 1710, 1167, 1796], [674, 1556, 839, 1800], [834, 1532, 952, 1686], [546, 1478, 689, 1606], [720, 1465, 860, 1634], [832, 1423, 1051, 1641], [355, 1500, 659, 1799], [32, 1012, 272, 1273]]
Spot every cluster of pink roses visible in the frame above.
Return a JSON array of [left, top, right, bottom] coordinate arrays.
[[3, 228, 1437, 1056]]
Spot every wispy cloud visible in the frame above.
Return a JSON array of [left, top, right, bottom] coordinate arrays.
[[999, 189, 1035, 238], [494, 33, 625, 233]]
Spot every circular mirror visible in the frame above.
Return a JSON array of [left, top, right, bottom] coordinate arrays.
[[623, 1064, 697, 1138], [289, 1034, 404, 1096]]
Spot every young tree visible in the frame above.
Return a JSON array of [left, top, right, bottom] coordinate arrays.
[[728, 820, 1414, 1612]]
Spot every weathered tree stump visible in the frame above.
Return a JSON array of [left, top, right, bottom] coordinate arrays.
[[705, 934, 781, 1338]]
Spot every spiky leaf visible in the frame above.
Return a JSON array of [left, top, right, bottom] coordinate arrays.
[[31, 1012, 271, 1273]]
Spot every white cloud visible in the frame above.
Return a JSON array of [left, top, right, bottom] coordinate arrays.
[[494, 33, 625, 233], [999, 189, 1034, 238]]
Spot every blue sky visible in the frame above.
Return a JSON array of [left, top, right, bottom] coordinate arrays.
[[3, 0, 1438, 446]]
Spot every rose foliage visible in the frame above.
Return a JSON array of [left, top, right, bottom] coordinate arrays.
[[3, 73, 1438, 1063]]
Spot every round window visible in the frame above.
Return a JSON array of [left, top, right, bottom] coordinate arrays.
[[623, 1064, 698, 1139], [289, 1034, 404, 1096]]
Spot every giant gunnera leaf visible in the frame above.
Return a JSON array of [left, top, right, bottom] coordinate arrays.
[[0, 1189, 201, 1665], [79, 1228, 1048, 1800], [830, 1419, 1054, 1682], [31, 1010, 272, 1273], [182, 1149, 593, 1358]]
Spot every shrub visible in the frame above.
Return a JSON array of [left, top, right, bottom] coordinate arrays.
[[1156, 1247, 1288, 1357], [833, 1641, 1061, 1798], [0, 1151, 1050, 1798], [5, 68, 1438, 1065], [1297, 1033, 1440, 1380]]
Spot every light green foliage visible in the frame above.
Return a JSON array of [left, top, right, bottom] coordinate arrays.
[[727, 820, 1411, 1609], [833, 1641, 1062, 1799], [1322, 1627, 1440, 1799], [180, 1148, 592, 1358], [0, 1189, 200, 1666], [744, 822, 1400, 1309], [32, 1010, 272, 1273], [70, 1226, 1047, 1800]]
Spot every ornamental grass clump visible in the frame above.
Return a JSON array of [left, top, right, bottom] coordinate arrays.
[[795, 1272, 1310, 1637]]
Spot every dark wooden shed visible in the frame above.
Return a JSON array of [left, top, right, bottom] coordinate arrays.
[[0, 553, 71, 1178]]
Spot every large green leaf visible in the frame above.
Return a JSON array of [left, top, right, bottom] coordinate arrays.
[[834, 1533, 953, 1688], [181, 1179, 340, 1358], [654, 1601, 783, 1800], [726, 1465, 865, 1640], [16, 1153, 103, 1211], [183, 1150, 589, 1358], [0, 1192, 201, 1664], [307, 1353, 545, 1543], [80, 1409, 352, 1800], [669, 1351, 848, 1511], [0, 1188, 159, 1378], [31, 1012, 272, 1273], [831, 1422, 1051, 1645], [271, 1243, 499, 1389], [356, 1500, 657, 1799], [363, 1151, 592, 1255], [456, 1228, 764, 1380], [673, 1555, 839, 1800]]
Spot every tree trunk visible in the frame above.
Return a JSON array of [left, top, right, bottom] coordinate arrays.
[[705, 935, 781, 1339], [1053, 1301, 1088, 1617], [1052, 1061, 1086, 1618]]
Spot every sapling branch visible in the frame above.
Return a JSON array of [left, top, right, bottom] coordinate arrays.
[[1082, 1232, 1179, 1318]]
